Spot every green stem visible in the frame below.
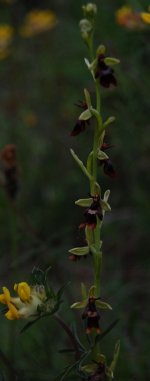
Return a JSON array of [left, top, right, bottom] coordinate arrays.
[[10, 209, 17, 268], [88, 34, 94, 61], [96, 79, 101, 114], [90, 61, 103, 297]]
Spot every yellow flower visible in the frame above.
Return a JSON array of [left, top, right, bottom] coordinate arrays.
[[0, 283, 47, 320], [5, 302, 20, 320], [141, 12, 150, 24], [0, 25, 13, 60], [14, 282, 31, 302], [0, 286, 11, 304], [20, 9, 57, 38], [116, 6, 144, 30]]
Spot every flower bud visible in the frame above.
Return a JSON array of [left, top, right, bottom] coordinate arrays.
[[79, 18, 93, 42], [82, 3, 97, 17]]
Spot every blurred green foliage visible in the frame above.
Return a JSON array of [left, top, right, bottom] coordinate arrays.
[[0, 0, 149, 380]]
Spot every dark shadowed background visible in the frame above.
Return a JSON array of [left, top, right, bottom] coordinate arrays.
[[0, 0, 149, 380]]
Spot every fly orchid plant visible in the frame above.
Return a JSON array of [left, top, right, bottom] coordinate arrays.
[[0, 4, 121, 380]]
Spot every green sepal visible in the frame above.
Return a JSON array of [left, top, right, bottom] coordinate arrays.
[[81, 282, 87, 300], [84, 57, 97, 74], [103, 116, 115, 128], [70, 149, 93, 181], [104, 189, 110, 202], [96, 44, 106, 56], [75, 198, 92, 207], [88, 285, 96, 297], [101, 199, 111, 212], [84, 57, 91, 69], [71, 300, 87, 309], [79, 109, 92, 121], [97, 149, 109, 160], [109, 340, 120, 375], [80, 363, 97, 375], [104, 57, 120, 66], [96, 300, 112, 310], [68, 246, 89, 256], [90, 241, 102, 255], [84, 88, 92, 108]]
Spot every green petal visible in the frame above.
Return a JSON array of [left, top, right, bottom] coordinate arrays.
[[96, 300, 112, 310], [70, 300, 87, 309], [104, 57, 120, 66]]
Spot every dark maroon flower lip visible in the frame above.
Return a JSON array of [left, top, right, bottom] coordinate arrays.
[[101, 159, 116, 178], [71, 120, 86, 136], [98, 143, 116, 178], [82, 297, 101, 334], [95, 54, 117, 88], [79, 193, 103, 230], [71, 100, 91, 136]]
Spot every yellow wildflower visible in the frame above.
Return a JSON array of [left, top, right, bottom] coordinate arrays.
[[116, 6, 144, 30], [14, 282, 31, 302], [5, 302, 20, 320], [0, 286, 11, 304], [141, 11, 150, 24], [20, 9, 57, 38], [0, 25, 13, 60], [0, 282, 47, 320]]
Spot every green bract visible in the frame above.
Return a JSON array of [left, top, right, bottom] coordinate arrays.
[[104, 57, 120, 66], [75, 198, 92, 207], [79, 109, 92, 120], [68, 246, 89, 256], [97, 149, 109, 160]]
